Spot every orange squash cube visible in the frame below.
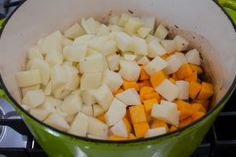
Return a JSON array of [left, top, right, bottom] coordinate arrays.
[[143, 98, 158, 113], [129, 105, 147, 124], [175, 100, 194, 120], [114, 88, 124, 95], [191, 112, 205, 121], [176, 64, 194, 80], [179, 117, 193, 128], [190, 64, 203, 74], [191, 103, 206, 113], [138, 80, 151, 88], [143, 92, 161, 102], [169, 125, 177, 132], [123, 117, 132, 133], [109, 135, 127, 141], [128, 133, 136, 140], [133, 122, 149, 138], [189, 81, 201, 99], [197, 82, 214, 100], [169, 78, 176, 84], [150, 71, 166, 88], [193, 99, 210, 110], [185, 71, 198, 82], [97, 114, 106, 122], [123, 80, 139, 91], [150, 119, 169, 131], [140, 86, 154, 101], [139, 66, 150, 81]]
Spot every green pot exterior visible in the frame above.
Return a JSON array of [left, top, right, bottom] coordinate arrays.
[[0, 88, 229, 157]]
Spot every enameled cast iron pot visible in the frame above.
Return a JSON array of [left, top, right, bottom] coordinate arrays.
[[0, 0, 236, 157]]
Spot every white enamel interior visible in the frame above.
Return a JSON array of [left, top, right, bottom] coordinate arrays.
[[0, 0, 235, 107]]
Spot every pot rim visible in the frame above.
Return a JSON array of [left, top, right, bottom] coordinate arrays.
[[0, 0, 235, 144]]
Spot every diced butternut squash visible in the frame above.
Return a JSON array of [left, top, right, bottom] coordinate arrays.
[[140, 86, 154, 101], [185, 71, 198, 82], [125, 111, 131, 123], [143, 92, 160, 102], [179, 117, 192, 128], [176, 64, 193, 80], [189, 81, 201, 99], [139, 66, 150, 81], [161, 54, 169, 60], [109, 135, 127, 141], [197, 82, 214, 100], [129, 105, 147, 124], [97, 114, 106, 122], [193, 99, 209, 110], [143, 98, 158, 113], [150, 71, 166, 88], [133, 122, 149, 138], [191, 103, 206, 113], [122, 80, 139, 91], [190, 64, 203, 74], [138, 81, 151, 88], [191, 112, 205, 121], [151, 119, 168, 131], [169, 125, 177, 132], [114, 88, 124, 95], [175, 100, 194, 120], [128, 133, 136, 140], [123, 117, 132, 133]]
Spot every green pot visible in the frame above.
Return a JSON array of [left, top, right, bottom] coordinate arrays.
[[0, 0, 236, 157]]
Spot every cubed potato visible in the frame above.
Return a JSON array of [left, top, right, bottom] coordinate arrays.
[[118, 13, 131, 27], [15, 70, 41, 87], [46, 50, 63, 66], [80, 72, 102, 90], [81, 17, 101, 34], [81, 104, 93, 116], [97, 24, 110, 36], [91, 84, 114, 110], [137, 27, 152, 38], [22, 89, 45, 108], [68, 112, 89, 136], [44, 113, 69, 131], [103, 70, 123, 92], [27, 47, 43, 60], [44, 81, 52, 96], [106, 54, 120, 71], [88, 117, 108, 138], [137, 56, 150, 65], [109, 15, 120, 25], [148, 40, 167, 58], [160, 40, 177, 54], [64, 23, 85, 39], [129, 36, 148, 55], [109, 25, 124, 32], [141, 16, 155, 33], [63, 64, 80, 91], [110, 120, 128, 137], [60, 93, 82, 115], [116, 88, 141, 106], [119, 60, 141, 81], [115, 32, 132, 52], [73, 34, 95, 46], [185, 49, 201, 65], [173, 35, 189, 51], [124, 17, 142, 35], [81, 90, 96, 106], [144, 56, 168, 76], [154, 24, 168, 39], [155, 79, 179, 102], [104, 98, 126, 126], [151, 100, 179, 126], [63, 45, 87, 62], [21, 84, 41, 96], [50, 65, 67, 89], [176, 80, 189, 100], [123, 54, 137, 61], [145, 127, 167, 137], [164, 53, 186, 75], [93, 104, 105, 117], [30, 107, 51, 121]]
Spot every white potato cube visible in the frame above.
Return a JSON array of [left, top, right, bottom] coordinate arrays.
[[115, 32, 132, 52], [62, 37, 73, 47], [155, 79, 179, 102], [129, 36, 148, 55], [44, 96, 62, 108], [104, 98, 126, 126], [63, 65, 80, 91], [81, 18, 101, 34], [164, 54, 185, 75], [37, 31, 63, 55], [27, 47, 43, 60], [79, 53, 105, 73], [116, 88, 141, 106], [44, 81, 52, 96], [30, 107, 51, 121], [124, 17, 142, 35], [64, 23, 85, 39], [185, 49, 201, 65], [91, 84, 113, 110], [15, 70, 41, 87], [81, 90, 96, 106], [100, 40, 117, 56], [174, 52, 188, 64], [109, 25, 123, 32], [50, 65, 67, 90], [21, 84, 40, 96], [60, 93, 82, 115], [103, 70, 123, 92], [137, 27, 152, 38], [46, 51, 63, 66], [73, 34, 94, 46], [88, 117, 108, 138], [80, 72, 102, 90], [144, 56, 168, 76], [22, 89, 45, 108], [123, 54, 137, 61], [151, 100, 179, 126], [141, 16, 155, 33], [137, 56, 150, 65], [106, 54, 120, 71], [109, 15, 119, 25], [28, 58, 50, 85], [160, 40, 177, 54], [110, 120, 128, 137], [119, 60, 141, 81], [154, 24, 168, 39], [97, 24, 110, 36], [145, 127, 167, 138], [93, 104, 105, 117], [173, 35, 189, 51], [148, 40, 167, 58], [146, 35, 160, 43], [176, 80, 189, 100], [68, 112, 89, 136], [118, 13, 130, 27], [81, 104, 93, 116], [44, 113, 69, 131], [63, 45, 87, 62]]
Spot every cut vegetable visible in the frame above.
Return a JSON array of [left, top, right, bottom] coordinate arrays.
[[68, 112, 89, 136], [15, 70, 41, 87], [116, 88, 141, 106], [119, 60, 141, 81], [144, 56, 168, 76]]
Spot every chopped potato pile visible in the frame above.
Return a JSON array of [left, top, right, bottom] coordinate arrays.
[[15, 13, 214, 140]]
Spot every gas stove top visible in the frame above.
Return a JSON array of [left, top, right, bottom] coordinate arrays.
[[0, 0, 236, 157]]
